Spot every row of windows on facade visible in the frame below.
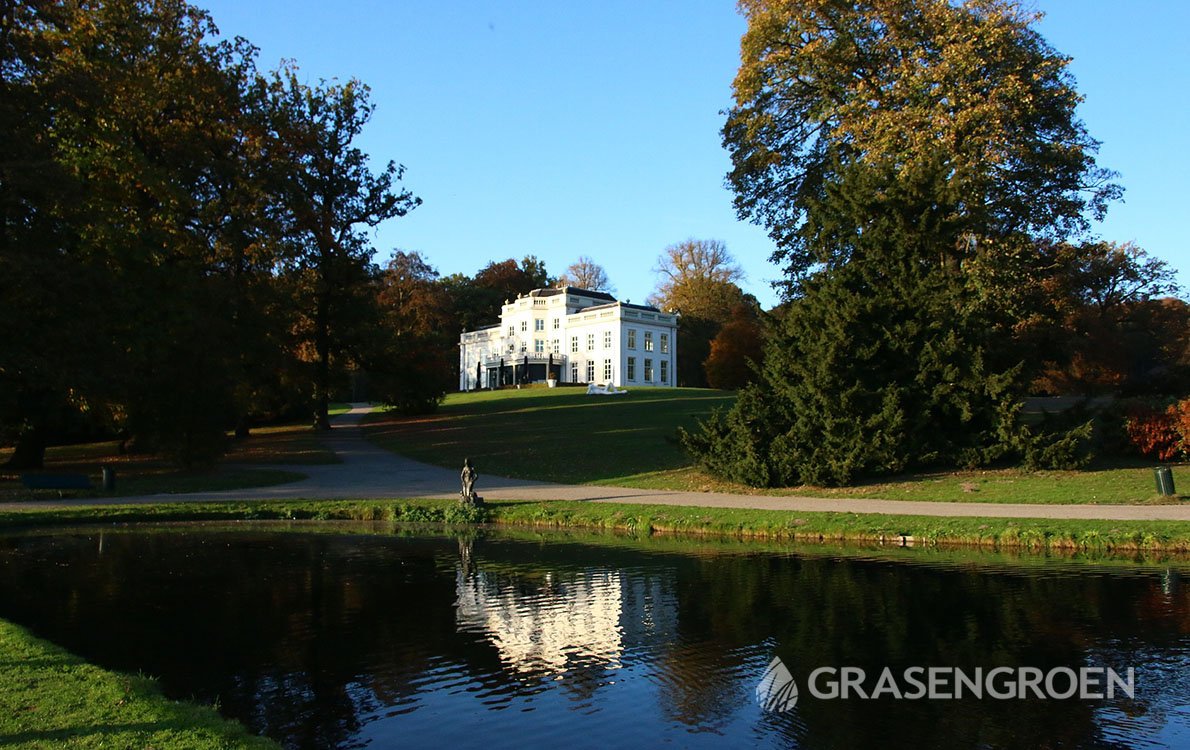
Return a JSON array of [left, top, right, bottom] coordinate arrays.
[[571, 357, 668, 384], [512, 318, 559, 334], [506, 329, 669, 355]]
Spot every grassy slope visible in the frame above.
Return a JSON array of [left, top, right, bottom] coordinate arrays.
[[0, 619, 276, 749], [365, 388, 1189, 504], [365, 387, 735, 484], [0, 422, 336, 502]]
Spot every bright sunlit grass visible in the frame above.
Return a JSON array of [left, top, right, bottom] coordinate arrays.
[[0, 619, 276, 749]]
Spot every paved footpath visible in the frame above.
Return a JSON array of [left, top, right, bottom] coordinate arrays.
[[4, 404, 1189, 521]]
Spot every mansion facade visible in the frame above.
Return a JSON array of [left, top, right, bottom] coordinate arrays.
[[458, 286, 678, 390]]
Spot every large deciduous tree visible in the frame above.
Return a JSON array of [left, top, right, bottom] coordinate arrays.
[[724, 0, 1120, 292], [1, 0, 271, 467], [686, 0, 1118, 485], [1030, 242, 1186, 395], [703, 303, 765, 390], [271, 67, 420, 430], [1, 0, 434, 468], [649, 239, 748, 387], [366, 251, 454, 414], [648, 239, 744, 317], [559, 256, 614, 293], [444, 256, 552, 334]]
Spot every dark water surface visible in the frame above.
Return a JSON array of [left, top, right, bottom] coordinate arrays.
[[0, 523, 1188, 749]]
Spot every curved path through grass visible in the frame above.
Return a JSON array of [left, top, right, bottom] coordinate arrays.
[[1, 405, 1188, 521]]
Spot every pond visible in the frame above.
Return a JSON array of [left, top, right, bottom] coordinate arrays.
[[0, 523, 1187, 749]]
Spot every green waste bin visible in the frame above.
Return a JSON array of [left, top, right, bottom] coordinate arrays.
[[1154, 466, 1176, 496]]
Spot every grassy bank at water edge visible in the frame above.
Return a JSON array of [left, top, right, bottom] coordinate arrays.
[[0, 619, 276, 749], [2, 498, 1189, 553]]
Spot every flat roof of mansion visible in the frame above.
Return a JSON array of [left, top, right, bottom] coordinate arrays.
[[526, 286, 616, 302], [582, 301, 666, 314]]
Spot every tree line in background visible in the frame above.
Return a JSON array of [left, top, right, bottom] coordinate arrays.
[[683, 0, 1189, 486]]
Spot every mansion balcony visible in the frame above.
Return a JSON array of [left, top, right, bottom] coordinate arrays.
[[472, 352, 568, 388]]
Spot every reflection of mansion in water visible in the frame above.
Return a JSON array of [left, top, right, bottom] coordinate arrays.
[[455, 566, 677, 674]]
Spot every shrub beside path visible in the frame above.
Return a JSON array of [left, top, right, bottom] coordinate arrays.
[[3, 405, 1188, 521]]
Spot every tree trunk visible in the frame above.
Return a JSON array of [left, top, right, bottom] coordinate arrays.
[[4, 429, 46, 470], [313, 294, 332, 431]]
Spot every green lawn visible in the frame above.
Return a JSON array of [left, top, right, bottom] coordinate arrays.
[[365, 387, 1188, 504], [620, 463, 1190, 505], [0, 619, 276, 749], [364, 386, 735, 484], [0, 497, 1187, 553]]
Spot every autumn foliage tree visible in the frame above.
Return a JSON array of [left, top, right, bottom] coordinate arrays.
[[443, 256, 552, 333], [365, 252, 454, 413], [1029, 242, 1185, 395], [0, 0, 426, 467], [1, 0, 276, 466], [724, 0, 1120, 291], [649, 239, 748, 387], [270, 66, 420, 430], [703, 304, 765, 390], [686, 0, 1119, 485]]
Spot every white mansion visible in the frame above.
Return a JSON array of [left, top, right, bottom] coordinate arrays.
[[458, 286, 678, 390]]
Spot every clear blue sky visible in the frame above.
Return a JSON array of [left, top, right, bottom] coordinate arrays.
[[200, 0, 1189, 309]]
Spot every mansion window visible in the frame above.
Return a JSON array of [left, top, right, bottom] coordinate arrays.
[[587, 333, 595, 351], [644, 358, 653, 382], [586, 360, 595, 382], [571, 336, 579, 353], [551, 338, 560, 353], [604, 359, 612, 381], [660, 360, 668, 384], [627, 357, 636, 380], [660, 334, 669, 354], [520, 321, 527, 332], [603, 331, 612, 349], [570, 362, 578, 382], [535, 339, 544, 354], [627, 329, 636, 349], [534, 319, 544, 331], [508, 326, 515, 337], [520, 342, 527, 354], [644, 332, 654, 352], [553, 317, 560, 329]]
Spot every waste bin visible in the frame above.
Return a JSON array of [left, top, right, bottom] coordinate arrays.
[[101, 465, 116, 491], [1154, 466, 1176, 496]]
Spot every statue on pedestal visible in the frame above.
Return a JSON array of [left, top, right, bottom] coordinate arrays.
[[460, 457, 483, 507]]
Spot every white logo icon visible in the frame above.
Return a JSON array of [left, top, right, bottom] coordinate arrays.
[[756, 656, 799, 712]]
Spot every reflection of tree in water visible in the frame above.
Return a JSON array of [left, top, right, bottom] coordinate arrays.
[[660, 553, 1189, 749], [0, 532, 1186, 749], [0, 532, 482, 749]]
